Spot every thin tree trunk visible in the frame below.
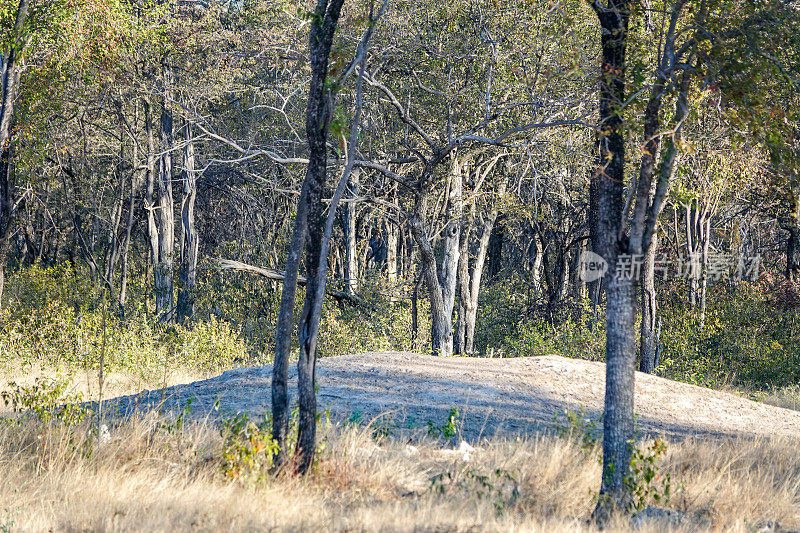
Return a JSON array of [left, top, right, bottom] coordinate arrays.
[[455, 214, 471, 354], [0, 147, 14, 308], [117, 166, 138, 317], [464, 214, 496, 354], [177, 123, 199, 323], [386, 218, 398, 284], [787, 223, 800, 283], [144, 99, 159, 314], [639, 233, 658, 373], [155, 60, 175, 322], [344, 168, 359, 294]]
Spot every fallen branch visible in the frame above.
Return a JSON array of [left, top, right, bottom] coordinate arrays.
[[211, 258, 364, 307]]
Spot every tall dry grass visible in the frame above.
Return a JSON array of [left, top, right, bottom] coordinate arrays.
[[1, 408, 799, 532]]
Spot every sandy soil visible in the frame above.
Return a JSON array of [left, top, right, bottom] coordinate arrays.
[[106, 352, 800, 440]]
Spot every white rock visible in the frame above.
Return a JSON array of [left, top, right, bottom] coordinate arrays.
[[403, 444, 419, 457]]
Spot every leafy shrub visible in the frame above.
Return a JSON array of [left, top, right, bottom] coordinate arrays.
[[625, 438, 674, 511], [1, 266, 250, 383], [659, 278, 800, 390], [1, 378, 89, 426], [220, 413, 280, 482]]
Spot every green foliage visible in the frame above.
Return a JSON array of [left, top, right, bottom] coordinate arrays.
[[659, 277, 800, 391], [475, 282, 605, 360], [553, 406, 599, 449], [1, 377, 88, 426], [317, 275, 429, 357], [219, 412, 280, 483], [0, 506, 14, 533], [427, 407, 461, 440], [625, 438, 674, 512], [1, 265, 250, 382], [430, 466, 520, 516]]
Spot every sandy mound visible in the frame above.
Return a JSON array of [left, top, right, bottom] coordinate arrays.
[[107, 352, 800, 440]]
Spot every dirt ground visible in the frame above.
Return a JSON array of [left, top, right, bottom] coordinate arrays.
[[107, 352, 800, 440]]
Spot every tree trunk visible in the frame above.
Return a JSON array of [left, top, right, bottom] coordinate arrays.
[[486, 219, 503, 279], [155, 60, 175, 322], [0, 0, 30, 309], [455, 215, 471, 354], [270, 0, 349, 475], [177, 123, 199, 323], [440, 161, 462, 324], [0, 147, 14, 308], [410, 192, 452, 356], [117, 164, 138, 317], [344, 167, 358, 294], [590, 0, 634, 523], [144, 99, 160, 315], [386, 218, 398, 284], [464, 214, 496, 354], [639, 233, 658, 373], [787, 223, 800, 283]]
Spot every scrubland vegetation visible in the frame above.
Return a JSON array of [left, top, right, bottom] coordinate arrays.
[[2, 0, 800, 528], [3, 394, 800, 532]]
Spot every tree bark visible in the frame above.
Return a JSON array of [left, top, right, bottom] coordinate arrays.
[[639, 233, 658, 373], [409, 190, 452, 356], [155, 59, 175, 322], [143, 99, 160, 315], [0, 147, 14, 308], [177, 123, 199, 323], [787, 223, 800, 283], [590, 0, 634, 522], [0, 0, 30, 309], [344, 168, 359, 294]]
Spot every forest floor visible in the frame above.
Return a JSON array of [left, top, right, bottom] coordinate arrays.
[[5, 353, 800, 531], [107, 351, 800, 441]]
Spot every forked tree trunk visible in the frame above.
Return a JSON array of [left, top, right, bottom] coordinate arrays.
[[463, 214, 497, 354], [271, 0, 358, 475], [177, 123, 199, 323]]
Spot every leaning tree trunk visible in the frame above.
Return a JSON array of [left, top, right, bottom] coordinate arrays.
[[177, 123, 199, 323]]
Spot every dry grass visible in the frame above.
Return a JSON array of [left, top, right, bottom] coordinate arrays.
[[1, 407, 800, 533]]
